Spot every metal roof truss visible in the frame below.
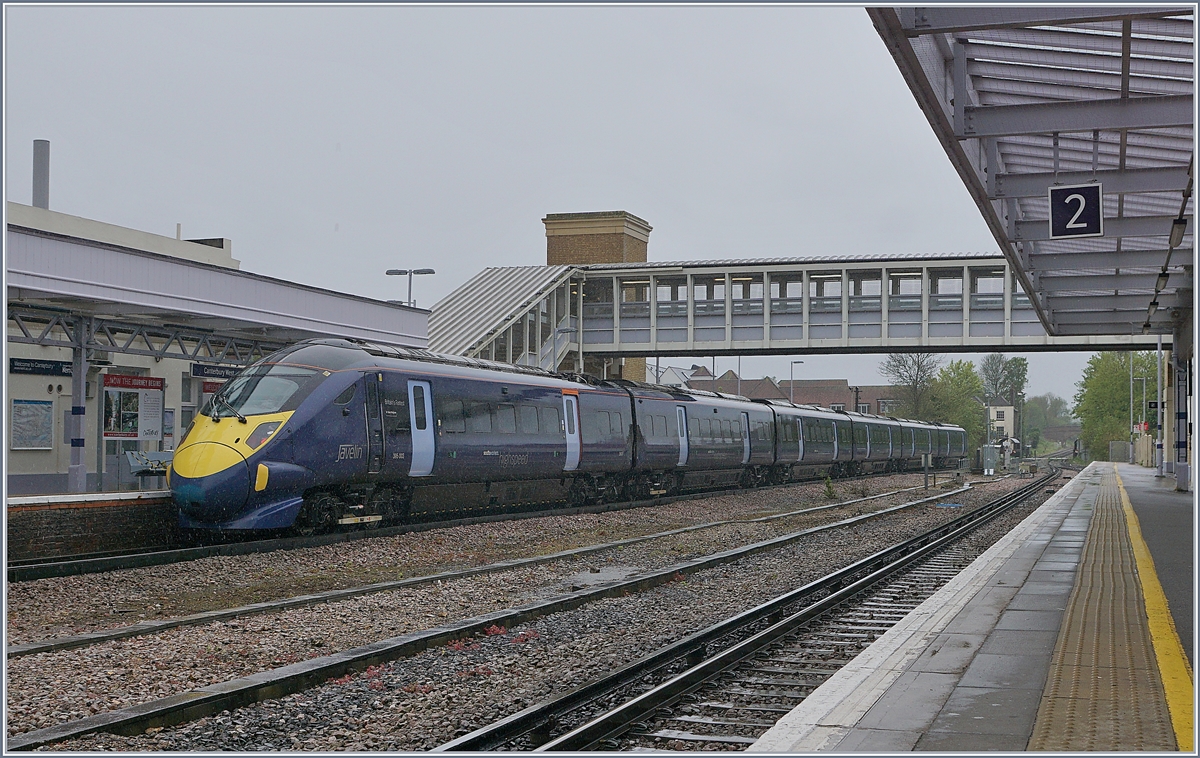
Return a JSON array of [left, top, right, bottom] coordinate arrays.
[[871, 6, 1194, 338]]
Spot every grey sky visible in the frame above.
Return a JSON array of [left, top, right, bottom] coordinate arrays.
[[5, 4, 1096, 402]]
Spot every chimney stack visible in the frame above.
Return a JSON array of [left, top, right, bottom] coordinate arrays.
[[542, 211, 651, 266], [32, 140, 50, 209]]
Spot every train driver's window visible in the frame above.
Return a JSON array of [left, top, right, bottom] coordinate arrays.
[[334, 385, 356, 405]]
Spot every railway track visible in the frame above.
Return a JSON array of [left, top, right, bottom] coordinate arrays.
[[7, 476, 1003, 750], [8, 469, 962, 582], [433, 467, 1058, 752]]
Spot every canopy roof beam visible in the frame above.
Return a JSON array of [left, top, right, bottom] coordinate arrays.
[[900, 7, 1192, 36], [961, 95, 1192, 139]]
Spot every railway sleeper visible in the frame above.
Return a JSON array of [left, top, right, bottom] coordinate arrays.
[[695, 701, 796, 714], [632, 729, 759, 745], [670, 714, 778, 728]]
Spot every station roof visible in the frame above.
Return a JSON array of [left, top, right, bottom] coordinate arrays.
[[7, 204, 428, 355], [870, 7, 1194, 338], [429, 264, 576, 356]]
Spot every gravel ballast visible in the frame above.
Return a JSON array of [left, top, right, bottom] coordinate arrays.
[[6, 473, 1040, 747]]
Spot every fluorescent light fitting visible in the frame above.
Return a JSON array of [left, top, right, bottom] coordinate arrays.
[[1148, 300, 1159, 315], [1142, 322, 1152, 334], [1156, 272, 1170, 291], [1169, 218, 1187, 248]]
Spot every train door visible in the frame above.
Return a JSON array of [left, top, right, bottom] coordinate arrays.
[[796, 417, 805, 462], [562, 392, 580, 471], [364, 372, 385, 474], [676, 406, 689, 466], [408, 380, 434, 476], [741, 412, 751, 464]]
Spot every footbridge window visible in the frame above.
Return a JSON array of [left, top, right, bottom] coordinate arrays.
[[730, 274, 764, 316], [809, 273, 842, 313], [929, 270, 963, 310], [888, 271, 922, 311], [849, 271, 882, 312]]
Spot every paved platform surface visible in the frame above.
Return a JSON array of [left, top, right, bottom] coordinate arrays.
[[751, 462, 1193, 752]]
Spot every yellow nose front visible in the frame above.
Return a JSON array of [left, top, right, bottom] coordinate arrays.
[[173, 441, 246, 478]]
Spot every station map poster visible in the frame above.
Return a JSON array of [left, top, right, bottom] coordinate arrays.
[[11, 399, 54, 450], [103, 374, 164, 440]]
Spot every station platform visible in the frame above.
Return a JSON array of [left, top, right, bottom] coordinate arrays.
[[751, 461, 1194, 752]]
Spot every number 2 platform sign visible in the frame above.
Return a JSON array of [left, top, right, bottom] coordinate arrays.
[[1048, 183, 1103, 239]]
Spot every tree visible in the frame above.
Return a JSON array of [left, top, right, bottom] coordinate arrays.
[[1024, 392, 1074, 453], [1073, 351, 1158, 460], [930, 359, 985, 450], [880, 352, 942, 419], [979, 353, 1008, 402]]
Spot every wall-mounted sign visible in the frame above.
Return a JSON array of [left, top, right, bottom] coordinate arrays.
[[202, 381, 225, 394], [1048, 183, 1103, 239], [11, 399, 54, 450], [191, 363, 242, 380], [10, 358, 72, 377], [102, 374, 164, 440]]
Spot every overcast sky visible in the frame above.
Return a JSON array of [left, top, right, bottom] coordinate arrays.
[[5, 4, 1098, 402]]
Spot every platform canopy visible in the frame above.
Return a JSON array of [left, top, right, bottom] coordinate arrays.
[[870, 7, 1194, 339], [7, 221, 428, 363]]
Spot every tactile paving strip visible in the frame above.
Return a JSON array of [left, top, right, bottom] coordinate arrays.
[[1028, 467, 1176, 751]]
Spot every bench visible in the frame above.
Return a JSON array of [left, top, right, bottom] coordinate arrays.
[[126, 451, 174, 477]]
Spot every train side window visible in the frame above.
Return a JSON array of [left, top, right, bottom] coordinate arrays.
[[412, 386, 428, 431], [610, 412, 623, 436], [689, 417, 699, 438], [334, 385, 356, 405], [653, 415, 667, 438], [724, 420, 734, 441], [582, 411, 606, 443], [467, 402, 492, 433], [542, 406, 563, 435], [520, 405, 539, 434], [496, 403, 517, 434], [440, 400, 466, 433]]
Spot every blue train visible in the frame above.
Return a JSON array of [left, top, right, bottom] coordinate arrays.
[[168, 339, 967, 533]]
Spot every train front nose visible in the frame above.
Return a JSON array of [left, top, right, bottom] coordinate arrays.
[[170, 442, 250, 522]]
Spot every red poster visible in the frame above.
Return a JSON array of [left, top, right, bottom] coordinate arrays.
[[103, 374, 165, 390]]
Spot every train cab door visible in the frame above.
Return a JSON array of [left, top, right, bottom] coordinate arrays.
[[676, 406, 689, 466], [365, 372, 385, 474], [741, 412, 751, 465], [562, 391, 581, 471], [407, 380, 435, 476]]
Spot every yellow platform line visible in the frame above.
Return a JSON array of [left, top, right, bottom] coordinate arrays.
[[1115, 465, 1195, 751]]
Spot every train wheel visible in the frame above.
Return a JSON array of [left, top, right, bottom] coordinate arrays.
[[296, 493, 341, 536]]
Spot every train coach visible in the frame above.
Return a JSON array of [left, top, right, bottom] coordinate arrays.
[[168, 339, 966, 534]]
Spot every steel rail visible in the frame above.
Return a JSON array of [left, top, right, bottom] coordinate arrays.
[[433, 468, 1056, 752]]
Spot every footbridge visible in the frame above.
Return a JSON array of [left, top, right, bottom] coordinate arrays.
[[429, 253, 1165, 373]]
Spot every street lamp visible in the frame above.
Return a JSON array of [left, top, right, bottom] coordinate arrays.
[[385, 268, 436, 307], [790, 360, 804, 404]]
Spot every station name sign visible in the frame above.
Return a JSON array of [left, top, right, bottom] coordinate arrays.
[[10, 358, 72, 377], [1048, 183, 1103, 240], [191, 363, 242, 380]]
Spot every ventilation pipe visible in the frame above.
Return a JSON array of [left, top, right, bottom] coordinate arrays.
[[32, 140, 50, 209]]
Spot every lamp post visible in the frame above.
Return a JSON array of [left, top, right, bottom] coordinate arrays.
[[790, 360, 804, 404], [385, 268, 436, 307], [1134, 375, 1149, 463]]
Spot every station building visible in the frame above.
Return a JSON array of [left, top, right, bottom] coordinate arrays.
[[6, 201, 427, 495]]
